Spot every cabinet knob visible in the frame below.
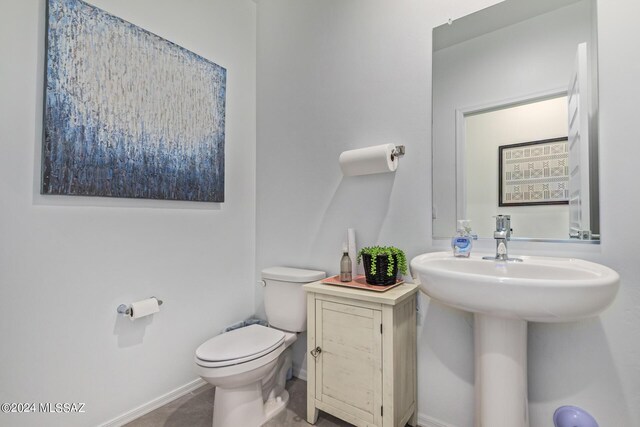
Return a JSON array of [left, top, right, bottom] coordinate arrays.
[[310, 346, 322, 358]]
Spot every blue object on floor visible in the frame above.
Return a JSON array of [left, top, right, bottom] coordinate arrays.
[[553, 406, 599, 427]]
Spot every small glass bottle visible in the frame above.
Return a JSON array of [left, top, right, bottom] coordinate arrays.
[[340, 243, 352, 282]]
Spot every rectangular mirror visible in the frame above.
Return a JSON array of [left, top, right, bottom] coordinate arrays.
[[432, 0, 600, 242]]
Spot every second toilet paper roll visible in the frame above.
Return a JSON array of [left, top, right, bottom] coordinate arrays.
[[130, 297, 160, 321], [339, 144, 398, 176]]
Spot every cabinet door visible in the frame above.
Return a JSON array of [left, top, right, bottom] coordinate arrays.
[[315, 300, 382, 425]]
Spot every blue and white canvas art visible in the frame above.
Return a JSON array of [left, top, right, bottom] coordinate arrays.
[[43, 0, 226, 202]]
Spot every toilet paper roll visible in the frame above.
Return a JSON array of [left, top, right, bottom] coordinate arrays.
[[339, 144, 399, 176], [130, 297, 160, 321]]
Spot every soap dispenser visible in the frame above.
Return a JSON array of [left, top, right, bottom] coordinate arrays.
[[452, 220, 473, 258]]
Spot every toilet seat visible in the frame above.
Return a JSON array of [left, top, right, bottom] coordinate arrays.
[[195, 325, 285, 368]]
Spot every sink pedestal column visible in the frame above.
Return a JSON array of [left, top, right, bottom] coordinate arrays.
[[474, 314, 528, 427]]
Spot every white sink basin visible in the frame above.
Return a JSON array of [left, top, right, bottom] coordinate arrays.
[[410, 251, 620, 427], [410, 251, 619, 322]]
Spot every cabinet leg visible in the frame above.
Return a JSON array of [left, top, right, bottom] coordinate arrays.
[[307, 404, 319, 424]]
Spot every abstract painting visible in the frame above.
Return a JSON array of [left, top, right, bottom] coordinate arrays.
[[499, 137, 569, 206], [42, 0, 226, 202]]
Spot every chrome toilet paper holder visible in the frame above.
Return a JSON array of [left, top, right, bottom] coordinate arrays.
[[390, 145, 405, 160], [117, 297, 163, 316]]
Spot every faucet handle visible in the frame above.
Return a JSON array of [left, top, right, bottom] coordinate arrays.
[[494, 214, 511, 231]]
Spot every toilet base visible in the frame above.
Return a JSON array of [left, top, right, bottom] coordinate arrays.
[[212, 382, 264, 427], [264, 389, 289, 421], [212, 384, 289, 427]]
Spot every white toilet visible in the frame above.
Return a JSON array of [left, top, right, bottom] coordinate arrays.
[[195, 266, 326, 427]]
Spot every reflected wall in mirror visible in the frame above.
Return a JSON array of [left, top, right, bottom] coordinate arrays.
[[432, 0, 600, 242]]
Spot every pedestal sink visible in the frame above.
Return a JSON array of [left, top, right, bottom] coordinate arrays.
[[410, 251, 619, 427]]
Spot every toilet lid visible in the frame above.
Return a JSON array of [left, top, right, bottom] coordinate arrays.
[[195, 325, 285, 367]]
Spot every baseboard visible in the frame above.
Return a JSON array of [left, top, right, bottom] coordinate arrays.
[[99, 378, 207, 427], [417, 413, 457, 427], [98, 376, 450, 427]]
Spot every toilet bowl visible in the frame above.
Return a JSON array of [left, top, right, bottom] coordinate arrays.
[[195, 266, 326, 427], [195, 325, 295, 427]]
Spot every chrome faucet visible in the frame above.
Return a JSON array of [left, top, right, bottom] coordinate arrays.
[[483, 215, 522, 262]]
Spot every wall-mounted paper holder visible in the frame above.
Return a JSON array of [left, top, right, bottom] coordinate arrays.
[[391, 145, 405, 160], [117, 297, 163, 316], [339, 144, 406, 176]]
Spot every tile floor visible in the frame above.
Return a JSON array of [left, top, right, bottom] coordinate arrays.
[[124, 377, 352, 427]]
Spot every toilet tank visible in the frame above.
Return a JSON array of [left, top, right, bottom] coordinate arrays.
[[262, 267, 326, 332]]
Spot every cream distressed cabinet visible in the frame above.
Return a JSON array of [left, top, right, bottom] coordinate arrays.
[[303, 281, 418, 427]]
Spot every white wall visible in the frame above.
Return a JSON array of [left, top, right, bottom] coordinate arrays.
[[465, 97, 569, 239], [255, 0, 640, 426], [255, 0, 489, 425], [432, 0, 592, 238], [0, 1, 256, 426], [255, 0, 438, 383]]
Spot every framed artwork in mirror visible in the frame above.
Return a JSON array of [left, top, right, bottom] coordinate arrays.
[[498, 137, 569, 207]]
